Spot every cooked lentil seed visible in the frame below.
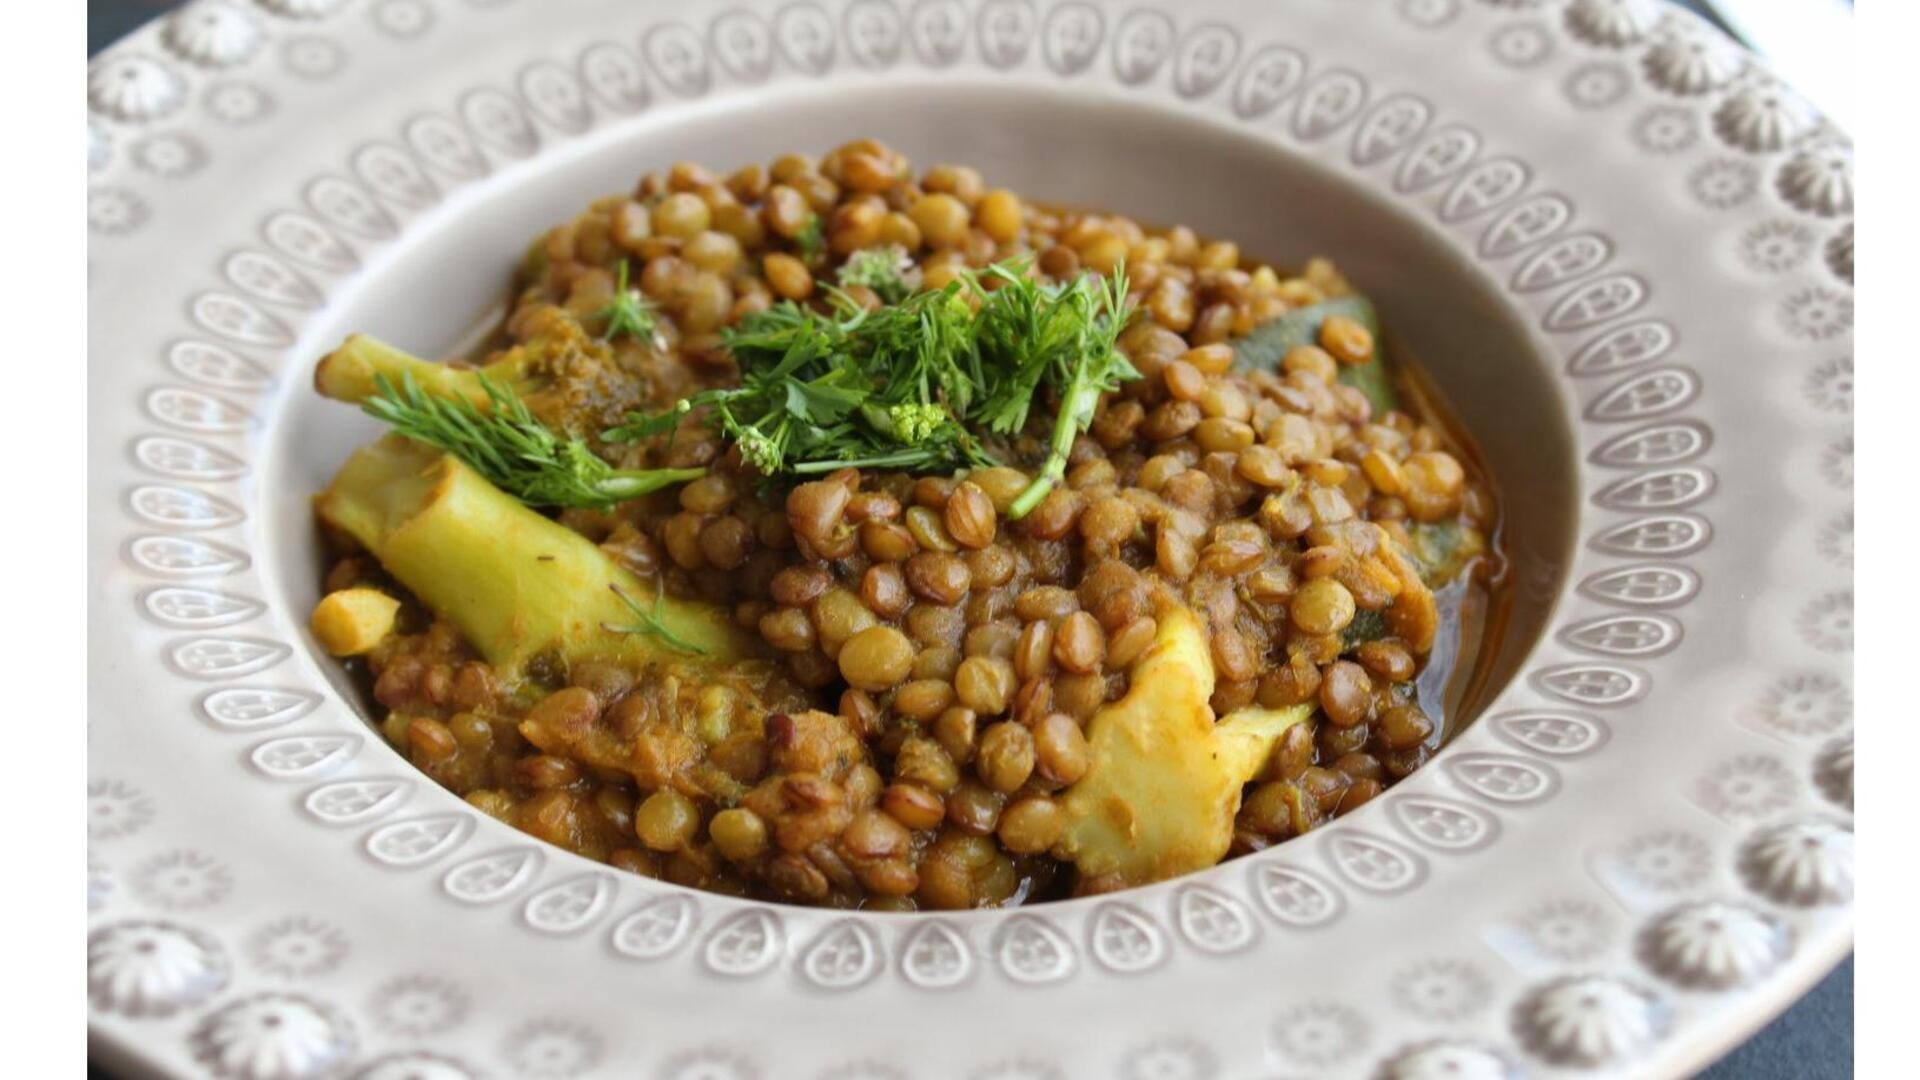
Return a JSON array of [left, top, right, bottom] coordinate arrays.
[[838, 625, 915, 692], [635, 789, 700, 851], [1053, 612, 1106, 675], [944, 482, 998, 549]]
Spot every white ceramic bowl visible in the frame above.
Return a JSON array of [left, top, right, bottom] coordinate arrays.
[[88, 1, 1853, 1077]]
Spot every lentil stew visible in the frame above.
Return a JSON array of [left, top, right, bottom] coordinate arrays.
[[308, 140, 1505, 910]]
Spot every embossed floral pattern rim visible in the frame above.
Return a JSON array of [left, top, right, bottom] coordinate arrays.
[[88, 1, 1852, 1077]]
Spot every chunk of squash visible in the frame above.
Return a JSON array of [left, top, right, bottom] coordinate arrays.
[[313, 334, 534, 410], [316, 434, 749, 675], [1058, 605, 1313, 885]]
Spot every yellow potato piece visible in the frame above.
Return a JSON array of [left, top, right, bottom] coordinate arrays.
[[1058, 605, 1312, 886], [310, 587, 401, 656]]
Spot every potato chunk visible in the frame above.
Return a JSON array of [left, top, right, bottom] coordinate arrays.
[[1058, 605, 1311, 886], [310, 587, 401, 656]]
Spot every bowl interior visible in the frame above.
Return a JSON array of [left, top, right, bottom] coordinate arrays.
[[263, 79, 1578, 802]]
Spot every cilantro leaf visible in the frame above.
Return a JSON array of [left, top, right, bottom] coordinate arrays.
[[593, 260, 661, 345]]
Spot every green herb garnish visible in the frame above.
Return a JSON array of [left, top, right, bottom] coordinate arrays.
[[365, 370, 703, 509], [611, 283, 987, 476], [971, 263, 1136, 517], [836, 245, 912, 302], [607, 257, 1135, 518], [604, 582, 709, 655], [795, 214, 825, 259], [594, 260, 660, 344]]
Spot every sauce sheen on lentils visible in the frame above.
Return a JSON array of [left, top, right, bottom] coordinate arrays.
[[317, 139, 1506, 910]]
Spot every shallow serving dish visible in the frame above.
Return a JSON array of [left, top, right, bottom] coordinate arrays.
[[87, 1, 1853, 1076]]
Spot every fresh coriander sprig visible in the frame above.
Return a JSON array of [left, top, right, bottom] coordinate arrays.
[[605, 283, 989, 477], [605, 256, 1136, 519], [603, 582, 708, 655], [364, 370, 703, 509], [992, 265, 1135, 517], [594, 260, 660, 344]]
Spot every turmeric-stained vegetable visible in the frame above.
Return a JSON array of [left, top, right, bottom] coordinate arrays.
[[1058, 606, 1313, 886], [370, 369, 702, 510], [319, 335, 702, 510], [1404, 520, 1486, 587], [1373, 524, 1441, 655], [315, 435, 749, 675], [309, 587, 400, 656], [319, 321, 638, 436], [1231, 296, 1395, 416], [315, 333, 540, 410]]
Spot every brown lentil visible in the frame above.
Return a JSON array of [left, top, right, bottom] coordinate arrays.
[[879, 782, 946, 831], [1318, 313, 1375, 365], [1320, 661, 1373, 728], [1032, 714, 1092, 786], [976, 721, 1036, 793], [838, 625, 915, 692], [635, 790, 700, 851], [905, 551, 972, 605], [955, 655, 1017, 715], [1053, 612, 1106, 675]]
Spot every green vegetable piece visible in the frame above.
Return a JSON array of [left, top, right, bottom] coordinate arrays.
[[364, 369, 701, 510], [1404, 521, 1486, 587], [1228, 296, 1377, 370], [1341, 608, 1390, 650], [316, 435, 748, 675], [1337, 352, 1397, 419], [315, 333, 536, 410], [1230, 296, 1396, 415], [318, 335, 701, 510]]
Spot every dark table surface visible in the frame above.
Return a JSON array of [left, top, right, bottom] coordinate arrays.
[[87, 1, 1850, 1076]]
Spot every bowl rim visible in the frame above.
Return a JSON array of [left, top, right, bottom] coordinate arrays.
[[87, 1, 1854, 1077]]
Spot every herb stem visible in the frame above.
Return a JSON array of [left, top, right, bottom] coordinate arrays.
[[1007, 374, 1096, 519], [790, 450, 935, 473], [593, 260, 660, 344], [604, 582, 709, 655], [365, 370, 702, 509], [1003, 265, 1133, 519], [597, 467, 710, 500]]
